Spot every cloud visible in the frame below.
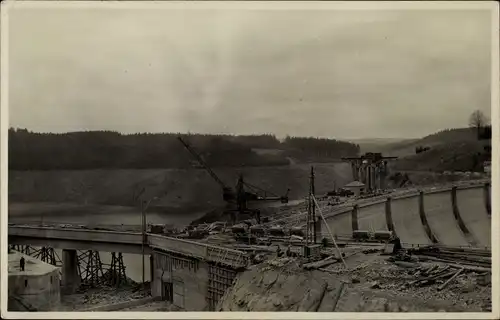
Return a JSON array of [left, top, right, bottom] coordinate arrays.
[[8, 7, 492, 139]]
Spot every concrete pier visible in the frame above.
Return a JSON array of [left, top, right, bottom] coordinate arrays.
[[418, 191, 439, 244], [351, 204, 359, 232], [61, 249, 80, 294], [451, 187, 477, 246], [8, 252, 61, 311], [385, 197, 395, 234]]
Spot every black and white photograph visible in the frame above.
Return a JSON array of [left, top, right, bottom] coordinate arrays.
[[2, 0, 498, 316]]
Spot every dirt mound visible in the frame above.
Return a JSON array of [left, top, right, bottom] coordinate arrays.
[[8, 163, 351, 210], [217, 258, 344, 312]]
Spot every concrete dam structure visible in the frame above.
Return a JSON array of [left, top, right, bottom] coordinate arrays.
[[8, 181, 491, 311], [326, 182, 491, 249]]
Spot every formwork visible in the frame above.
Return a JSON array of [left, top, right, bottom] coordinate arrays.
[[207, 264, 237, 311], [155, 250, 200, 273]]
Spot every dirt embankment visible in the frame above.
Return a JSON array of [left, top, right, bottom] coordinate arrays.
[[218, 255, 489, 312], [217, 259, 344, 312], [8, 163, 351, 212]]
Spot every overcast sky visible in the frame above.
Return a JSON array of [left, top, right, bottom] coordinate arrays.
[[7, 4, 494, 140]]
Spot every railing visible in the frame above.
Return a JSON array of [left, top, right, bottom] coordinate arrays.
[[8, 226, 143, 245], [280, 179, 489, 227], [149, 234, 247, 268], [8, 226, 248, 269]]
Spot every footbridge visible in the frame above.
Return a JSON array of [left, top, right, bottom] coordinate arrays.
[[8, 226, 248, 311]]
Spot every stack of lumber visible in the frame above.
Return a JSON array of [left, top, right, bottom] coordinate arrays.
[[409, 246, 491, 270]]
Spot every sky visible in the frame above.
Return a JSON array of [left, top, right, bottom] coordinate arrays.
[[6, 4, 494, 140]]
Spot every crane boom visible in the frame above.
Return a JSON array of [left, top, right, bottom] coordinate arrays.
[[177, 135, 288, 208], [177, 136, 228, 189]]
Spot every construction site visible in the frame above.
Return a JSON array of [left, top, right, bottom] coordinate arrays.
[[8, 135, 492, 312], [5, 3, 496, 314]]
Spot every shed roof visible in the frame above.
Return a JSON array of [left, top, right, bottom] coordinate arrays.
[[344, 181, 366, 188], [8, 251, 59, 276]]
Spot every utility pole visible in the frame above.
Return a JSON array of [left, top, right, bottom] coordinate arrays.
[[305, 194, 310, 246], [310, 166, 316, 244], [306, 166, 316, 245], [140, 196, 158, 290], [141, 200, 145, 289]]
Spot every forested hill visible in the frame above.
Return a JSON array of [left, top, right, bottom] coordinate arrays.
[[8, 129, 360, 170]]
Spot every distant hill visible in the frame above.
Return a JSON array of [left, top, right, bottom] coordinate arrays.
[[8, 129, 360, 170], [387, 128, 491, 173], [351, 128, 490, 173], [382, 128, 481, 157], [348, 138, 416, 154]]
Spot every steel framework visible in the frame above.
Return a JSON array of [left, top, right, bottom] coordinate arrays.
[[9, 245, 129, 288], [77, 250, 105, 287]]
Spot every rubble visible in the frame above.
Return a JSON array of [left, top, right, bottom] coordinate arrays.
[[59, 284, 151, 311]]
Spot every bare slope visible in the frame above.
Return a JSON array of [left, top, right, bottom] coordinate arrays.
[[383, 128, 479, 157], [392, 140, 488, 173], [8, 163, 351, 214]]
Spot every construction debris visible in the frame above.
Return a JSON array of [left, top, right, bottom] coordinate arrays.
[[303, 256, 337, 270], [408, 246, 491, 269], [437, 267, 464, 291]]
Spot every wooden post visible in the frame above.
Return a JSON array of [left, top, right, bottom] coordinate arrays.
[[312, 196, 347, 269], [385, 197, 395, 234]]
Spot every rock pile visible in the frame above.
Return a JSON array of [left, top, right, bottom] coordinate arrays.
[[217, 257, 344, 312]]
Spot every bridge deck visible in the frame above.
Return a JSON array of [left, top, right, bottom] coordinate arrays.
[[8, 226, 248, 269]]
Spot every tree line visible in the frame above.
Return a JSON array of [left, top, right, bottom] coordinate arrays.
[[415, 146, 431, 154], [282, 136, 360, 162], [8, 129, 360, 170]]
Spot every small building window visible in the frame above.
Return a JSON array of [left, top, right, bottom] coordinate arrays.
[[24, 280, 28, 287], [50, 277, 53, 284]]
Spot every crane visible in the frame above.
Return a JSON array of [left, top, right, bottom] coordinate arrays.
[[177, 136, 289, 224]]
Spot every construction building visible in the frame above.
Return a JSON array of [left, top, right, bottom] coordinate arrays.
[[343, 180, 366, 197], [342, 153, 397, 192], [8, 250, 61, 311]]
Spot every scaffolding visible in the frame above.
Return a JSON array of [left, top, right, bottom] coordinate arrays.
[[9, 245, 62, 267], [342, 153, 398, 192], [107, 252, 128, 286], [9, 245, 129, 288], [77, 250, 105, 287]]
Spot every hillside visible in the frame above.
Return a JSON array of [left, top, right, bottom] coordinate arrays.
[[348, 138, 416, 154], [8, 163, 352, 213], [387, 128, 491, 173], [391, 140, 489, 173], [8, 129, 360, 170], [382, 128, 480, 157], [351, 128, 490, 174]]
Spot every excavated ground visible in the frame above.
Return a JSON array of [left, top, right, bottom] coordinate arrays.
[[217, 248, 491, 312]]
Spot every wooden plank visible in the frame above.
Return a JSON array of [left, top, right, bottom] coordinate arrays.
[[437, 267, 464, 291]]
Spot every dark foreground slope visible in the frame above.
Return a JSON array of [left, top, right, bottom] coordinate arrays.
[[9, 162, 351, 214]]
